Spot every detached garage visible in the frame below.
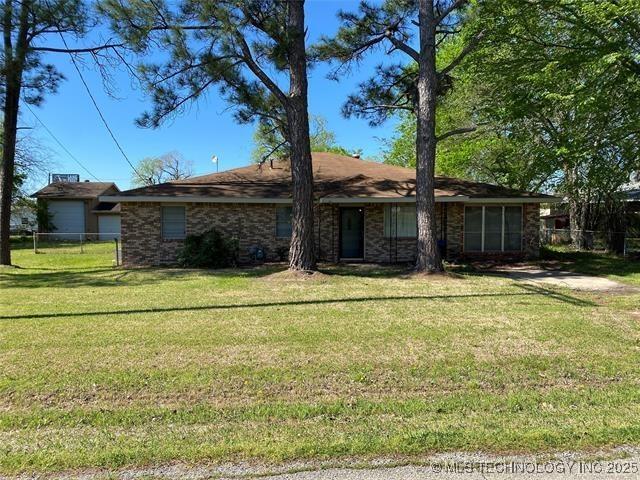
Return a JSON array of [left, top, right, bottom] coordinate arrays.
[[31, 181, 121, 240], [47, 200, 85, 237], [94, 202, 121, 240]]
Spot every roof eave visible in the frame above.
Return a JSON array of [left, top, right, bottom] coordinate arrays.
[[101, 194, 561, 204]]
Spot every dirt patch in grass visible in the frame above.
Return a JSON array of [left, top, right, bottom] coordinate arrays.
[[262, 269, 330, 282]]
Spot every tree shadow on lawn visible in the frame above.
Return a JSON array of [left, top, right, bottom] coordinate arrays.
[[0, 264, 289, 289], [0, 283, 595, 321], [0, 263, 436, 289]]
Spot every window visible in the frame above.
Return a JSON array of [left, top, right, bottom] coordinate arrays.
[[384, 204, 417, 238], [464, 205, 522, 252], [463, 206, 483, 252], [161, 206, 186, 240], [504, 206, 523, 251], [276, 206, 292, 238]]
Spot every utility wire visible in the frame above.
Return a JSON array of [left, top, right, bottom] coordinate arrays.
[[23, 103, 101, 182], [53, 28, 144, 180]]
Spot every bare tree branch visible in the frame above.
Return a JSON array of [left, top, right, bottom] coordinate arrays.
[[31, 42, 124, 53]]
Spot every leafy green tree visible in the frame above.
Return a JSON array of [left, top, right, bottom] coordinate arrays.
[[471, 0, 640, 249], [101, 0, 317, 271], [252, 115, 351, 163], [0, 0, 120, 265], [316, 0, 483, 273], [132, 151, 193, 187], [384, 76, 553, 192]]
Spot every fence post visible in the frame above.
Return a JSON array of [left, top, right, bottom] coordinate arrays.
[[114, 238, 119, 266], [80, 233, 84, 254], [33, 231, 37, 254]]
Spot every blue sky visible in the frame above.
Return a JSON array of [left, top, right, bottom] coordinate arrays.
[[21, 1, 401, 191]]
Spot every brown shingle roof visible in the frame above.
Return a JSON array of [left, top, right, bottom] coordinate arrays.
[[32, 182, 119, 199], [108, 152, 554, 201]]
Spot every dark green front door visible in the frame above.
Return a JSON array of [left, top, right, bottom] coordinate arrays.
[[340, 207, 364, 259]]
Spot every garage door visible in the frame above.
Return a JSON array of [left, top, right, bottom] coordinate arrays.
[[98, 215, 121, 240], [48, 201, 85, 239]]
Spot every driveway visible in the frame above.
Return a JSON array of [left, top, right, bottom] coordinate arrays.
[[490, 265, 632, 292]]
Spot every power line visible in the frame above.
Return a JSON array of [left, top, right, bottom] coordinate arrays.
[[23, 103, 101, 181], [54, 29, 144, 180]]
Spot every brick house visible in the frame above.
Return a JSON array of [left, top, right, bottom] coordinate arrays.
[[101, 153, 558, 267]]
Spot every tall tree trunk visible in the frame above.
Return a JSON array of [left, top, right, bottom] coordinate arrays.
[[414, 0, 443, 273], [568, 196, 584, 249], [286, 0, 316, 272], [568, 194, 592, 250], [0, 0, 28, 266], [0, 79, 20, 266]]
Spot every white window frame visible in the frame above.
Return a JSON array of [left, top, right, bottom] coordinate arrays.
[[161, 205, 186, 240], [463, 205, 523, 253]]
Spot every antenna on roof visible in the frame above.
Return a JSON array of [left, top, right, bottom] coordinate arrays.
[[211, 155, 219, 173]]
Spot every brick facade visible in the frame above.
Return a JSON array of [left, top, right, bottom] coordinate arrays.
[[120, 201, 541, 267]]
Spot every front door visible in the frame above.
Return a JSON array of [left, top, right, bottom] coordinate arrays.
[[340, 207, 364, 259]]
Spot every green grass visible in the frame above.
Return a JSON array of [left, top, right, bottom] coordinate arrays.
[[1, 244, 640, 474], [541, 246, 640, 286]]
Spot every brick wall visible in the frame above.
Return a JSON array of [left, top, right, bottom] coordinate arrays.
[[120, 201, 540, 267], [121, 202, 292, 266], [523, 203, 541, 257]]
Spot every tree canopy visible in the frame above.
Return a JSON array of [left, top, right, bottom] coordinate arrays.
[[251, 115, 352, 163]]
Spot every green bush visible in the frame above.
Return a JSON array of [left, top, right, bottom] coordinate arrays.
[[36, 200, 55, 232], [177, 229, 239, 268]]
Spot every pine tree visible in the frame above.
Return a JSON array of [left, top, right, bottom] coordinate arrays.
[[101, 0, 316, 271]]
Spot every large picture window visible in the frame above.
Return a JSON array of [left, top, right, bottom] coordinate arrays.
[[464, 205, 522, 252], [161, 206, 186, 240], [384, 204, 417, 238], [276, 206, 292, 238]]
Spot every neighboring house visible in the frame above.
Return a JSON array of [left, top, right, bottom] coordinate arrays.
[[31, 181, 121, 240], [9, 201, 37, 234], [101, 152, 558, 267]]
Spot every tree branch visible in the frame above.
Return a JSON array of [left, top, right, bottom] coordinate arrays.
[[433, 0, 469, 26], [436, 126, 477, 142], [385, 33, 419, 62], [236, 34, 288, 105], [438, 30, 484, 77], [31, 43, 124, 53], [257, 139, 287, 166]]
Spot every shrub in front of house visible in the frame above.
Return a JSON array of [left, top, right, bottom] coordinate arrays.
[[177, 229, 239, 268]]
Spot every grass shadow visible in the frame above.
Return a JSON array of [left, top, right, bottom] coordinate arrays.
[[0, 286, 594, 321]]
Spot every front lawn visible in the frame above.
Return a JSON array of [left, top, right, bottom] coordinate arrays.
[[1, 244, 639, 475]]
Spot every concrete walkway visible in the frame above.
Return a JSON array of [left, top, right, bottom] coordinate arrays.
[[491, 266, 631, 292]]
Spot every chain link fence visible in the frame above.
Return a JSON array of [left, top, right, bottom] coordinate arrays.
[[31, 232, 122, 265], [541, 228, 640, 256]]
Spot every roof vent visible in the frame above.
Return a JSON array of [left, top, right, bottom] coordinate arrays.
[[352, 153, 361, 159]]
